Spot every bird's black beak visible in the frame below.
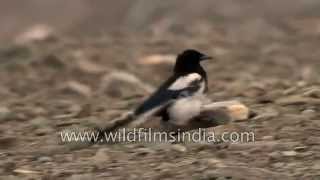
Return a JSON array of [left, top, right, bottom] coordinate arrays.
[[200, 55, 213, 61]]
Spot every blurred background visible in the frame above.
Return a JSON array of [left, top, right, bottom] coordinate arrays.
[[2, 0, 320, 40], [0, 1, 319, 180]]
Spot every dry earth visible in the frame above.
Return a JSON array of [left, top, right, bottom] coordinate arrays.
[[0, 4, 320, 180]]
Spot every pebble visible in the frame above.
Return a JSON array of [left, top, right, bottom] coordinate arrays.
[[60, 81, 92, 98], [293, 146, 308, 152], [303, 88, 320, 98], [281, 151, 298, 157], [301, 109, 316, 116], [74, 51, 107, 74], [37, 156, 53, 163], [283, 87, 298, 95], [30, 117, 53, 136], [297, 81, 307, 87], [138, 54, 176, 65], [276, 96, 310, 105], [171, 144, 187, 152], [206, 158, 225, 168], [100, 71, 155, 97], [135, 147, 154, 156], [91, 148, 110, 164], [0, 107, 12, 122], [268, 151, 281, 160], [261, 136, 274, 141], [30, 116, 50, 127], [272, 162, 285, 168], [34, 127, 53, 136], [15, 24, 54, 44], [252, 111, 279, 121]]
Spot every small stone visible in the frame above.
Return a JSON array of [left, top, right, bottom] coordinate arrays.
[[283, 87, 298, 95], [261, 136, 274, 141], [301, 109, 316, 116], [228, 104, 250, 121], [60, 81, 92, 98], [75, 104, 92, 118], [268, 151, 281, 160], [252, 111, 279, 121], [303, 88, 320, 98], [30, 117, 50, 128], [154, 162, 175, 171], [272, 162, 285, 168], [13, 168, 41, 175], [30, 117, 53, 136], [135, 148, 154, 156], [0, 107, 12, 122], [34, 127, 53, 136], [201, 100, 249, 122], [73, 51, 107, 74], [281, 151, 298, 157], [91, 148, 110, 165], [30, 107, 47, 116], [297, 81, 307, 87], [171, 144, 187, 152], [276, 96, 309, 105], [286, 163, 299, 169], [206, 158, 224, 167], [100, 71, 154, 98], [294, 146, 308, 152], [15, 24, 54, 44], [37, 156, 53, 163], [138, 54, 176, 65]]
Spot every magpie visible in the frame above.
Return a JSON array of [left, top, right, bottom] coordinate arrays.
[[133, 49, 212, 124], [93, 49, 212, 142]]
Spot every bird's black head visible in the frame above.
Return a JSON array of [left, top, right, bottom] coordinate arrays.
[[174, 49, 212, 74]]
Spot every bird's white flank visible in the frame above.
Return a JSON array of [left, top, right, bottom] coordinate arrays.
[[167, 95, 203, 126]]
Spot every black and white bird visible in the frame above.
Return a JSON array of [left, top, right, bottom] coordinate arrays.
[[132, 49, 212, 128], [97, 49, 214, 136]]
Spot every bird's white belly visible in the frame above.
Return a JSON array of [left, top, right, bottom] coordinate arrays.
[[167, 95, 203, 126]]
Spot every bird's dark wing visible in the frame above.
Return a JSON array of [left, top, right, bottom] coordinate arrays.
[[134, 74, 203, 116], [134, 75, 177, 116]]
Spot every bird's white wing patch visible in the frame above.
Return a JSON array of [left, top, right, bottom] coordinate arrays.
[[168, 73, 201, 90]]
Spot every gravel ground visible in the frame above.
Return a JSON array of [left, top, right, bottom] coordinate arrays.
[[0, 6, 320, 180]]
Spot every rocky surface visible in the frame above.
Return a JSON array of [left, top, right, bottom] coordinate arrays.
[[0, 2, 320, 179]]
